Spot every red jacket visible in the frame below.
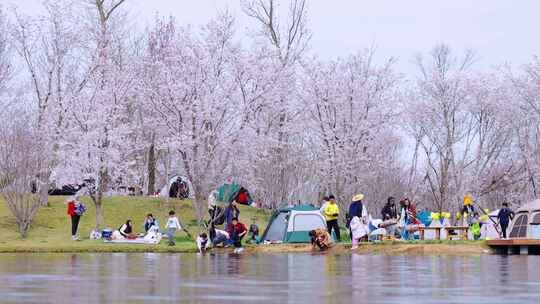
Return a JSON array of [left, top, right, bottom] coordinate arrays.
[[67, 201, 76, 216], [230, 223, 247, 235]]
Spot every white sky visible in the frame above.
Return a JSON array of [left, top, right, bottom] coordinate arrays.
[[7, 0, 540, 73]]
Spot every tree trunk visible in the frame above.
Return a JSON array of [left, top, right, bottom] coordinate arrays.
[[93, 170, 108, 231], [193, 186, 205, 224], [95, 198, 103, 231], [39, 173, 50, 207], [19, 221, 30, 239], [147, 143, 156, 195]]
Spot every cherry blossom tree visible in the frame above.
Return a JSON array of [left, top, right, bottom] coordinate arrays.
[[53, 0, 133, 230], [140, 14, 246, 222], [301, 50, 402, 214], [0, 115, 45, 238]]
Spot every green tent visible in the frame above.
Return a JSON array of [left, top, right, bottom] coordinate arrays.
[[260, 205, 327, 243], [216, 183, 253, 206]]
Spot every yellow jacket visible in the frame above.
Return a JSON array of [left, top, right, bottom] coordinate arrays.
[[324, 203, 340, 221]]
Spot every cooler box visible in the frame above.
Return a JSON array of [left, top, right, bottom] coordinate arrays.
[[101, 229, 113, 238], [531, 224, 540, 239]]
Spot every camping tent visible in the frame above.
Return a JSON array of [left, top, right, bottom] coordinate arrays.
[[159, 175, 193, 199], [508, 199, 540, 239], [215, 183, 253, 206], [261, 205, 327, 243]]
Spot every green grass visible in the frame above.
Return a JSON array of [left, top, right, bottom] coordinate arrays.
[[0, 196, 271, 253]]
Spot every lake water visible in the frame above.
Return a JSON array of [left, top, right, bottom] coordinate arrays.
[[0, 253, 539, 303]]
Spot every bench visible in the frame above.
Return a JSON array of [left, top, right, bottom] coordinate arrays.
[[444, 226, 469, 240], [418, 226, 443, 240]]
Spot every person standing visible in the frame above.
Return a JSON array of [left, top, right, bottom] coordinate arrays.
[[319, 196, 329, 213], [324, 195, 341, 242], [165, 210, 182, 246], [461, 195, 476, 226], [497, 203, 515, 239], [348, 194, 364, 239], [349, 215, 368, 250], [67, 196, 84, 241], [224, 201, 240, 231]]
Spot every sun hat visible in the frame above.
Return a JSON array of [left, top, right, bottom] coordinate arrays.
[[352, 194, 364, 202]]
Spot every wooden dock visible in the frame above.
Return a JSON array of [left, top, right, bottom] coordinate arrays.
[[487, 239, 540, 255]]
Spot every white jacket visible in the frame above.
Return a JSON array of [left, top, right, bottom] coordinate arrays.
[[165, 216, 182, 229], [350, 216, 368, 240]]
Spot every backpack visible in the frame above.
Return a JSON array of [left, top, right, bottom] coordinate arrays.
[[75, 202, 87, 215]]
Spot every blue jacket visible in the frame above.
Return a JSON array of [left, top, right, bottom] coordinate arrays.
[[349, 201, 363, 218], [498, 208, 514, 225], [225, 205, 240, 225]]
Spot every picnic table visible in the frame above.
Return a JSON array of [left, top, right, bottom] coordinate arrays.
[[444, 226, 469, 240], [418, 226, 443, 240]]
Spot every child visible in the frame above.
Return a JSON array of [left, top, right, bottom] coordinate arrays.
[[470, 212, 481, 240], [230, 218, 247, 253], [196, 233, 210, 253], [165, 210, 182, 246], [349, 216, 368, 250], [248, 218, 259, 243], [144, 213, 156, 232]]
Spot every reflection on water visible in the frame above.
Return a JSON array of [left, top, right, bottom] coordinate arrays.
[[0, 253, 539, 303]]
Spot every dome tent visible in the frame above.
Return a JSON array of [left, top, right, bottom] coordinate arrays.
[[159, 175, 193, 199], [215, 183, 253, 206], [508, 199, 540, 239], [260, 205, 327, 243]]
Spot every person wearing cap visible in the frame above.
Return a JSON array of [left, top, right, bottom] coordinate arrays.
[[324, 195, 341, 242]]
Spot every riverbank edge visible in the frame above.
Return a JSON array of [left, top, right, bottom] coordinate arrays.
[[0, 240, 492, 255]]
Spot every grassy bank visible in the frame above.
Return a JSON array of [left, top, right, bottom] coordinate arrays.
[[0, 196, 270, 253], [0, 196, 490, 255]]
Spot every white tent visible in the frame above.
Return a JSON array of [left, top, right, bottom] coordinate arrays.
[[159, 175, 194, 199]]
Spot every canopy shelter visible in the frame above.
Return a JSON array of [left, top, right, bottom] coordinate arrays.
[[215, 183, 253, 206], [159, 175, 193, 199], [260, 205, 327, 243]]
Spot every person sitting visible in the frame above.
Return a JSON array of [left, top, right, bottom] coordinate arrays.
[[309, 228, 332, 251], [144, 213, 157, 232], [111, 219, 136, 240], [230, 218, 247, 253], [209, 224, 230, 247], [248, 218, 259, 243], [196, 233, 210, 253]]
